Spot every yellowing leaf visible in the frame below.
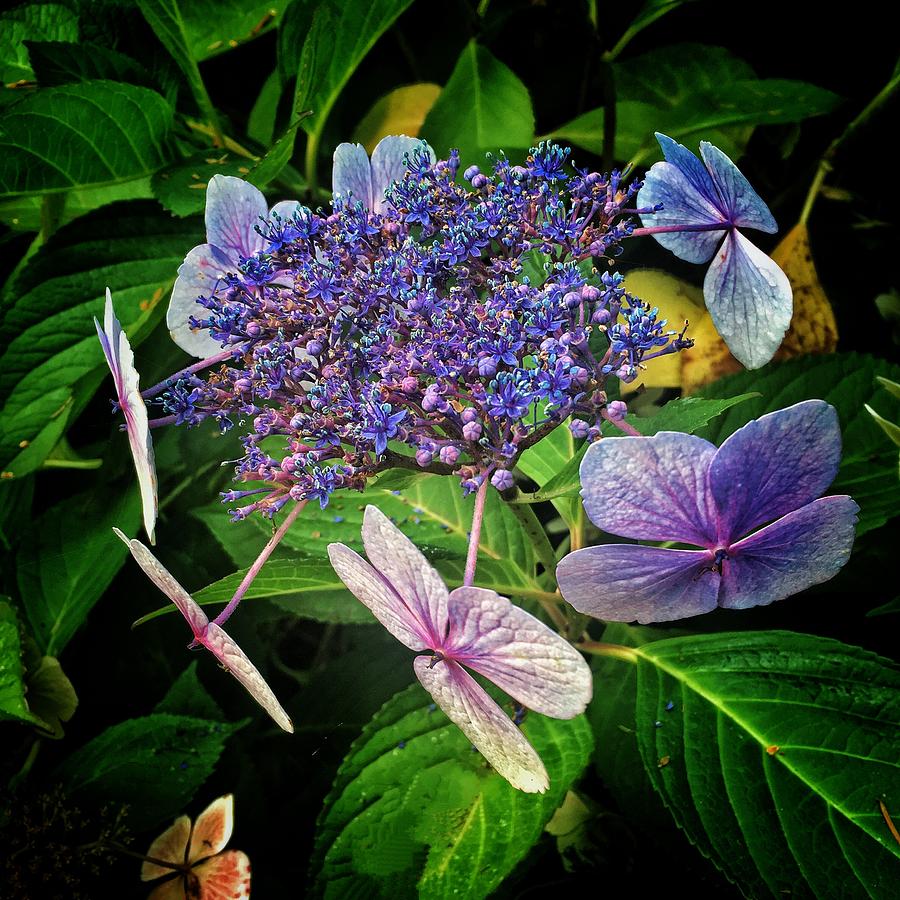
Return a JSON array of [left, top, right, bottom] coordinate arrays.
[[619, 269, 704, 393], [26, 655, 78, 739], [681, 222, 839, 393], [354, 83, 442, 153]]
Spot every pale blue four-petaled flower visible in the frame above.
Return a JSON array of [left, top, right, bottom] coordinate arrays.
[[556, 400, 858, 624], [637, 133, 792, 369]]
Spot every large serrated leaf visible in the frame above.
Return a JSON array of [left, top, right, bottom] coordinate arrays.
[[0, 201, 200, 475], [697, 353, 900, 535], [630, 631, 900, 898], [0, 600, 37, 725], [55, 712, 243, 830], [312, 682, 593, 898], [0, 80, 176, 197]]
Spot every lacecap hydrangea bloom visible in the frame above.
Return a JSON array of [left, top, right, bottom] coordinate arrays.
[[138, 138, 692, 520], [556, 400, 858, 623]]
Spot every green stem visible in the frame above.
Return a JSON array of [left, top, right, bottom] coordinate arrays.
[[576, 640, 638, 664], [800, 68, 900, 225]]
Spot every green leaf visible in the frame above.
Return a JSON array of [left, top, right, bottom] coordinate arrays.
[[26, 40, 161, 92], [516, 418, 583, 526], [697, 353, 900, 535], [16, 486, 141, 655], [178, 0, 286, 62], [606, 0, 699, 60], [277, 0, 316, 85], [247, 68, 282, 146], [151, 151, 254, 217], [136, 0, 220, 133], [516, 394, 758, 505], [246, 113, 311, 189], [0, 3, 78, 83], [23, 654, 78, 738], [0, 600, 36, 725], [194, 558, 377, 625], [421, 41, 535, 163], [550, 44, 840, 164], [867, 596, 900, 617], [55, 713, 242, 831], [0, 80, 176, 197], [155, 661, 225, 721], [293, 0, 415, 189], [312, 682, 594, 897], [866, 404, 900, 450], [631, 631, 900, 897], [0, 201, 200, 475]]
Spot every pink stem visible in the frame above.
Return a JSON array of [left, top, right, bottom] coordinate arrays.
[[463, 474, 490, 587], [142, 348, 235, 399], [602, 408, 642, 436], [212, 499, 307, 628], [629, 223, 728, 238]]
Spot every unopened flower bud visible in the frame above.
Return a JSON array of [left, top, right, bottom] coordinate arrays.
[[607, 400, 628, 421], [462, 420, 482, 441], [569, 419, 590, 439], [491, 469, 514, 491], [439, 445, 460, 465], [415, 448, 433, 467]]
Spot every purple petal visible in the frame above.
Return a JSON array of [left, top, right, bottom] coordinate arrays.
[[326, 543, 439, 652], [699, 142, 778, 233], [359, 505, 448, 645], [703, 229, 792, 369], [114, 528, 292, 732], [202, 623, 294, 733], [413, 656, 549, 793], [557, 544, 719, 624], [331, 143, 374, 209], [167, 243, 233, 358], [719, 496, 859, 610], [205, 175, 268, 259], [369, 135, 434, 214], [579, 432, 718, 546], [444, 586, 592, 718], [97, 291, 157, 543], [710, 400, 843, 543]]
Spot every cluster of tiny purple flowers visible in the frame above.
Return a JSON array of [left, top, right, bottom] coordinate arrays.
[[155, 142, 692, 519]]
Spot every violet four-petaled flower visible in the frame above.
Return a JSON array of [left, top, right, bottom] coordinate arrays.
[[556, 400, 858, 623], [637, 133, 792, 369], [114, 528, 293, 733], [328, 506, 592, 792], [94, 289, 158, 544]]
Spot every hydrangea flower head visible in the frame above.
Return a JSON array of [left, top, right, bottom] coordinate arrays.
[[141, 794, 250, 899], [332, 134, 435, 214], [328, 506, 592, 793], [94, 289, 158, 544], [167, 175, 301, 357], [556, 400, 858, 623], [637, 133, 792, 369], [114, 528, 293, 732]]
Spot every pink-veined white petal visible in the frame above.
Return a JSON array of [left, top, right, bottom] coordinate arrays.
[[413, 656, 549, 793], [141, 815, 191, 881], [205, 175, 268, 259], [445, 586, 591, 718], [190, 850, 251, 900], [187, 794, 234, 864], [95, 290, 158, 543], [114, 530, 292, 732], [369, 135, 434, 214]]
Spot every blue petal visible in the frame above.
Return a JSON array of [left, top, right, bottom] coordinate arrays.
[[700, 142, 777, 233], [557, 544, 719, 624], [331, 142, 373, 208], [638, 160, 727, 264], [720, 497, 858, 609], [268, 199, 302, 220], [369, 135, 435, 214], [656, 133, 721, 209], [205, 175, 268, 258], [703, 230, 792, 369]]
